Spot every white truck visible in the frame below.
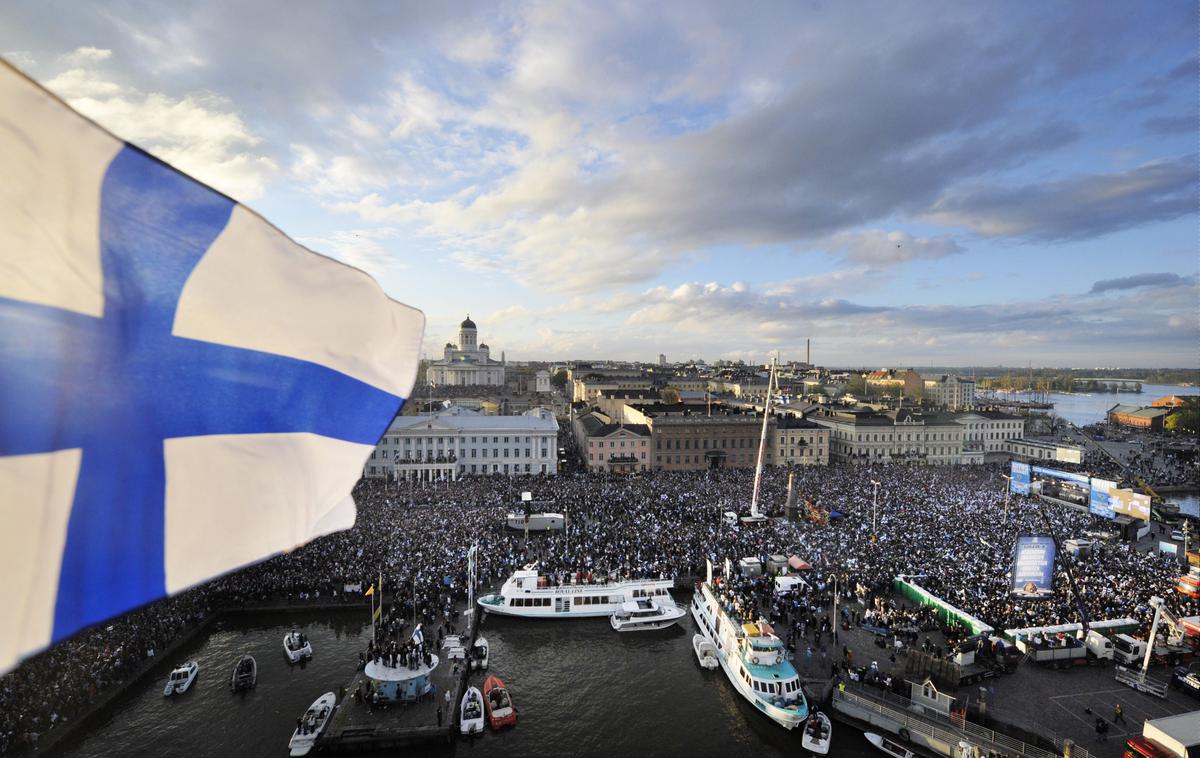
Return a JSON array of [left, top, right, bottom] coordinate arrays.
[[1113, 633, 1147, 665], [1081, 629, 1114, 661]]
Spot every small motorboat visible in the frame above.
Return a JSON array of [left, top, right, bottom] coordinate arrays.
[[610, 598, 687, 631], [163, 661, 198, 696], [471, 636, 489, 670], [483, 675, 517, 730], [865, 732, 914, 758], [288, 691, 336, 756], [802, 711, 832, 755], [460, 686, 485, 735], [230, 654, 256, 692], [692, 634, 719, 670], [284, 630, 313, 663]]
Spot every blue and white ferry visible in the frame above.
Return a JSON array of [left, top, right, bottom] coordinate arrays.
[[691, 568, 808, 729]]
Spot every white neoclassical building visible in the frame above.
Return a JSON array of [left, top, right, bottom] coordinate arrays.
[[364, 406, 559, 480], [427, 315, 506, 386]]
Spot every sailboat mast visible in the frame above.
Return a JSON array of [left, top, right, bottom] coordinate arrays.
[[749, 358, 777, 517]]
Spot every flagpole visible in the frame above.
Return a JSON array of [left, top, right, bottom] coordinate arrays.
[[370, 584, 376, 646]]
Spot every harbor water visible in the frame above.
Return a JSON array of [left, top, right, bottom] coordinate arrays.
[[991, 383, 1197, 428], [59, 604, 876, 758]]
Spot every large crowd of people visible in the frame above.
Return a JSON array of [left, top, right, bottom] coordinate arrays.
[[1, 460, 1194, 754]]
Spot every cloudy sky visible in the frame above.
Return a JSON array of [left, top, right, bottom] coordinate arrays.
[[3, 1, 1196, 367]]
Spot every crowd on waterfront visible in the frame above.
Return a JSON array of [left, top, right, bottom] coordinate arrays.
[[1, 459, 1194, 754]]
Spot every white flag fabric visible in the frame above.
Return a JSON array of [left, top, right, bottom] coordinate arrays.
[[0, 61, 425, 674]]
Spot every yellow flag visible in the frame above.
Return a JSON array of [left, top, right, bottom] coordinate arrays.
[[364, 584, 375, 597], [373, 605, 382, 622]]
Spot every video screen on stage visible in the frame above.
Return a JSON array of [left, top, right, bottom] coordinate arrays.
[[1009, 461, 1030, 495], [1108, 488, 1151, 520], [1089, 478, 1117, 520], [1011, 534, 1056, 599]]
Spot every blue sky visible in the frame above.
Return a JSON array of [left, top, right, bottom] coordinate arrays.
[[2, 1, 1196, 367]]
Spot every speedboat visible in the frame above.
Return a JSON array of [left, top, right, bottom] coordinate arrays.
[[288, 691, 336, 756], [865, 732, 914, 758], [163, 661, 198, 696], [693, 634, 719, 669], [802, 711, 832, 755], [610, 598, 687, 631], [230, 654, 256, 692], [505, 512, 564, 531], [471, 636, 489, 670], [483, 675, 517, 730], [460, 686, 485, 735], [284, 630, 313, 663]]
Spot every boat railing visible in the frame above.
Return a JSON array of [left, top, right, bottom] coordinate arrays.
[[833, 685, 1088, 758]]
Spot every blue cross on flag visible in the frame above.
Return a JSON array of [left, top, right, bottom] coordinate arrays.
[[0, 62, 425, 674]]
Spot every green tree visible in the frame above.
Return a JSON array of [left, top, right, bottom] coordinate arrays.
[[551, 369, 568, 389], [1166, 398, 1200, 435]]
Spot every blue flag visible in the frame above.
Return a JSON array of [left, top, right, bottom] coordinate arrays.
[[0, 61, 425, 674]]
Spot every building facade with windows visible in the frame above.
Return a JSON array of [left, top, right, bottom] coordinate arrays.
[[923, 375, 977, 410], [812, 408, 964, 465], [953, 410, 1025, 457], [426, 316, 506, 386], [573, 411, 652, 473], [364, 405, 558, 480], [767, 415, 830, 466]]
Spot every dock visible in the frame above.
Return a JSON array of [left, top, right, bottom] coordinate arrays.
[[317, 602, 477, 752]]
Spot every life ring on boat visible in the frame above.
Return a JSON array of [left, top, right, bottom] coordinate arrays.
[[752, 656, 760, 665], [899, 728, 911, 742]]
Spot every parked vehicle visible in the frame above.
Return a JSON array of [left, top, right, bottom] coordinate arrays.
[[1113, 634, 1147, 666], [1170, 662, 1200, 699]]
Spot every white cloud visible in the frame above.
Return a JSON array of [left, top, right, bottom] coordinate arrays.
[[39, 57, 277, 202], [3, 50, 35, 70], [290, 144, 397, 196], [822, 230, 963, 266], [59, 46, 112, 65]]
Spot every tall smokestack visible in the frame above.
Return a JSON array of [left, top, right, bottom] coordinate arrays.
[[806, 339, 811, 365]]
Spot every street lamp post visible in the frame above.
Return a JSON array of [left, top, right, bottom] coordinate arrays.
[[1001, 474, 1013, 523], [870, 480, 881, 540]]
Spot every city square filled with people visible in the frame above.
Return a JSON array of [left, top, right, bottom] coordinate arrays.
[[1, 457, 1194, 754]]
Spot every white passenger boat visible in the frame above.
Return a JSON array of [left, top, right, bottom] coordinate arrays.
[[693, 634, 719, 669], [802, 711, 833, 754], [460, 686, 485, 735], [163, 661, 198, 696], [691, 581, 808, 728], [690, 360, 808, 730], [284, 630, 313, 663], [471, 636, 489, 669], [288, 691, 336, 756], [610, 598, 687, 631], [865, 732, 914, 758], [478, 564, 675, 619], [505, 512, 564, 531]]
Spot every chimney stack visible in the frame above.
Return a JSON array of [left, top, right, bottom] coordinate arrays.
[[806, 338, 811, 365]]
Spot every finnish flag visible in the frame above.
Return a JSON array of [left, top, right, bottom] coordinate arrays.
[[0, 62, 425, 674], [411, 624, 424, 646]]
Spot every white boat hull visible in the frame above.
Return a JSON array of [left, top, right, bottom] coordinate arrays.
[[289, 692, 336, 756], [478, 570, 675, 620], [693, 634, 719, 669], [460, 686, 485, 735], [163, 662, 198, 696], [284, 633, 313, 663], [802, 712, 833, 755], [690, 587, 806, 730], [610, 603, 687, 632]]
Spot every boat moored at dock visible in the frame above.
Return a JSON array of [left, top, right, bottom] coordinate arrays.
[[478, 564, 675, 619], [691, 571, 808, 729], [288, 691, 336, 756], [802, 711, 832, 754], [610, 598, 687, 631], [483, 675, 517, 730], [460, 686, 485, 735]]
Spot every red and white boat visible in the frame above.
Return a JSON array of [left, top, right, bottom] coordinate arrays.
[[483, 675, 517, 730]]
